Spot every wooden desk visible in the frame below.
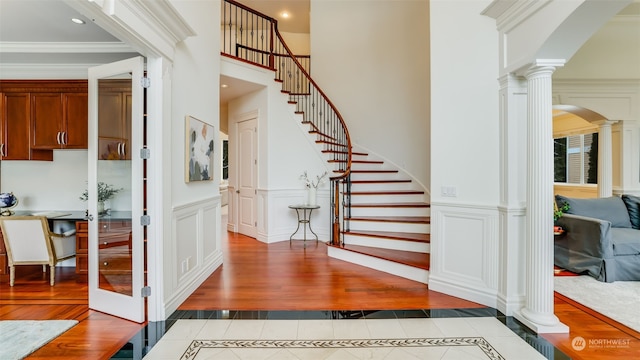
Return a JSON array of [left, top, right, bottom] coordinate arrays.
[[0, 211, 132, 283]]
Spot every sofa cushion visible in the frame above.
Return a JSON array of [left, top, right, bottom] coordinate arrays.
[[621, 194, 640, 230], [611, 228, 640, 256], [555, 195, 633, 228]]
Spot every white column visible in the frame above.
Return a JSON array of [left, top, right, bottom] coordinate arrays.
[[514, 61, 568, 333], [595, 120, 618, 198]]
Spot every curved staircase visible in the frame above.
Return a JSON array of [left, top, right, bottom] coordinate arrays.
[[221, 0, 430, 284]]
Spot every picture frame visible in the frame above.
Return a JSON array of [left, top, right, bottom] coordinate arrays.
[[185, 115, 215, 182]]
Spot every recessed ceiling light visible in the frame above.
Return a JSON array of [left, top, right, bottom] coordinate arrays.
[[71, 18, 86, 25], [281, 12, 290, 19], [221, 84, 229, 88]]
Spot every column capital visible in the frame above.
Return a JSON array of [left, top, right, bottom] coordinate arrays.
[[519, 59, 566, 78], [592, 119, 619, 127]]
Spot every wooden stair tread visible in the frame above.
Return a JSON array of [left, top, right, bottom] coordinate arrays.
[[343, 230, 430, 242], [347, 216, 430, 224], [332, 244, 430, 270], [317, 140, 347, 147], [348, 179, 412, 184], [329, 160, 383, 164], [348, 169, 398, 173], [350, 190, 424, 195], [350, 202, 430, 208], [322, 150, 369, 156]]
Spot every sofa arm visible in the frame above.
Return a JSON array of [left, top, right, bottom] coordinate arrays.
[[556, 213, 613, 259]]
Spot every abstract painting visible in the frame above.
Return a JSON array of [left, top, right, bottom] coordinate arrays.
[[185, 115, 215, 182]]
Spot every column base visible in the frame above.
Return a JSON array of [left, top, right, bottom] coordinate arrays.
[[514, 310, 569, 334]]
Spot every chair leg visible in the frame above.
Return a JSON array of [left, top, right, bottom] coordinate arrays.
[[50, 265, 55, 286], [10, 266, 15, 286]]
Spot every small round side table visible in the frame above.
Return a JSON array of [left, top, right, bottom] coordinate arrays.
[[288, 204, 320, 246]]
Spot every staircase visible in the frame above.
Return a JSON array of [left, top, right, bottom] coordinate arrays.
[[323, 150, 430, 284], [221, 0, 430, 284]]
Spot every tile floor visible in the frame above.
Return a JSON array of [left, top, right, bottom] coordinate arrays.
[[113, 309, 569, 360]]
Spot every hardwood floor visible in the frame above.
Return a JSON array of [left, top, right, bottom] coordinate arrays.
[[1, 226, 639, 359]]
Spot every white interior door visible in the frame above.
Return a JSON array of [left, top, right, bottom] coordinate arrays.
[[237, 118, 257, 238], [87, 56, 145, 323]]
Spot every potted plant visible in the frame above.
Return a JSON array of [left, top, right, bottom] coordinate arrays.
[[80, 182, 123, 214], [553, 201, 570, 234]]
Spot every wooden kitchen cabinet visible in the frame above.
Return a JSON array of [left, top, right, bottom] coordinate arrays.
[[0, 91, 53, 161], [31, 92, 88, 150], [98, 79, 132, 160]]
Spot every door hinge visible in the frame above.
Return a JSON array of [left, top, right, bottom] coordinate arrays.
[[254, 189, 257, 195], [140, 77, 151, 88], [141, 215, 151, 226], [255, 221, 257, 227], [141, 286, 151, 297], [140, 148, 151, 159]]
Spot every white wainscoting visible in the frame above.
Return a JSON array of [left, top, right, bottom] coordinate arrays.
[[428, 202, 500, 309], [257, 188, 331, 244], [164, 196, 223, 317]]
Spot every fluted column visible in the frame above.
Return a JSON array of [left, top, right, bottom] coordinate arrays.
[[595, 120, 618, 198], [514, 61, 568, 333]]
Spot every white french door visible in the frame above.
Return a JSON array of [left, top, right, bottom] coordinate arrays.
[[87, 56, 145, 323]]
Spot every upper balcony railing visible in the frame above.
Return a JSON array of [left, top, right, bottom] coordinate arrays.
[[221, 0, 352, 245]]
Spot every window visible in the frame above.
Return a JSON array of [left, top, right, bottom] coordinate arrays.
[[554, 133, 598, 184]]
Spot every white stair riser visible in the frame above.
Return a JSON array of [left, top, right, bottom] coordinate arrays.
[[327, 246, 429, 284], [349, 207, 430, 217], [343, 235, 430, 253], [347, 220, 430, 233], [350, 194, 426, 204]]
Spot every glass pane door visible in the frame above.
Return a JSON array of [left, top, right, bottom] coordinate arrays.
[[88, 57, 145, 323]]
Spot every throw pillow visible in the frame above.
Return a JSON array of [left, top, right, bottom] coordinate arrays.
[[621, 194, 640, 230], [555, 195, 633, 228]]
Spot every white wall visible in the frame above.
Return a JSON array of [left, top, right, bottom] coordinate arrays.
[[310, 0, 430, 192], [430, 1, 499, 205], [2, 151, 88, 211], [280, 32, 310, 55], [428, 0, 500, 307], [161, 0, 223, 317]]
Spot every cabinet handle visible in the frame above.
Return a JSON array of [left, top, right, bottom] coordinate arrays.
[[103, 262, 108, 266], [56, 131, 61, 145], [62, 132, 67, 145], [117, 143, 122, 157], [121, 143, 126, 158], [0, 144, 4, 157]]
